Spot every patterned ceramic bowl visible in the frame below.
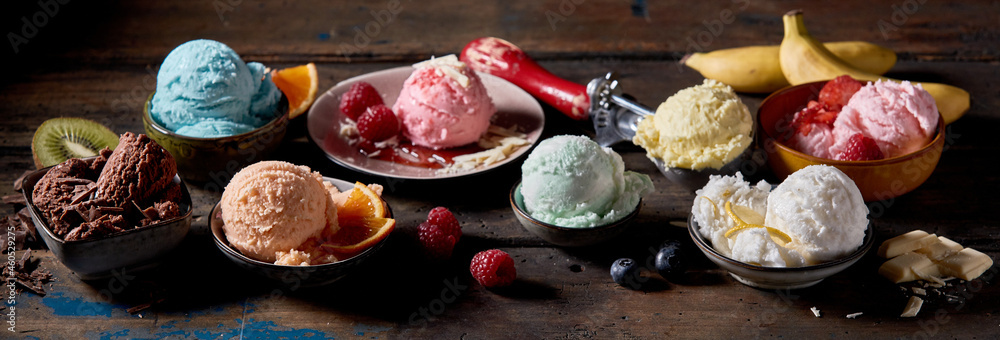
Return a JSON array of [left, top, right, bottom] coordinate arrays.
[[142, 94, 289, 186]]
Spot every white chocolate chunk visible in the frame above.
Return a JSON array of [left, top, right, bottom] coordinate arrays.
[[413, 54, 471, 87], [915, 235, 964, 261], [846, 312, 863, 319], [936, 236, 964, 252], [938, 248, 994, 281], [878, 230, 938, 258], [810, 306, 821, 318], [900, 296, 924, 317], [879, 252, 939, 283]]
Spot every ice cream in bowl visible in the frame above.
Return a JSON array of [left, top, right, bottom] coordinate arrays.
[[688, 165, 874, 289], [633, 79, 755, 192], [758, 76, 945, 201], [21, 133, 193, 279], [142, 39, 289, 184], [209, 160, 394, 287], [510, 135, 654, 246]]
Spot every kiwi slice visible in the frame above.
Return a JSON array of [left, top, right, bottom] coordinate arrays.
[[32, 117, 120, 169]]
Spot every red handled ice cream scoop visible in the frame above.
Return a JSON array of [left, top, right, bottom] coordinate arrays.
[[460, 37, 652, 146]]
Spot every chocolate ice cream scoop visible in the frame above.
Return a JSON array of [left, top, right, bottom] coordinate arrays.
[[31, 158, 95, 236], [95, 132, 178, 207]]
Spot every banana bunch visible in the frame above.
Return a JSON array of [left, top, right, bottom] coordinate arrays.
[[683, 41, 896, 93], [779, 10, 969, 124]]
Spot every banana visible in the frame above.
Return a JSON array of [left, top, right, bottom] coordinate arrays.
[[779, 10, 969, 124], [682, 41, 896, 93]]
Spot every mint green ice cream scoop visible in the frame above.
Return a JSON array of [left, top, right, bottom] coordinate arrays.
[[520, 135, 653, 228]]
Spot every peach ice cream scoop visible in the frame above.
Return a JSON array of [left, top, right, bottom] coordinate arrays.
[[221, 161, 338, 262], [392, 54, 496, 149]]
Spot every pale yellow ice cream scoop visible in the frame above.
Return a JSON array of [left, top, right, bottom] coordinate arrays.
[[221, 161, 338, 262], [633, 79, 753, 170]]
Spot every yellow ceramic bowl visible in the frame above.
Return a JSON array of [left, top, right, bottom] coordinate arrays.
[[758, 81, 945, 202], [142, 94, 289, 187]]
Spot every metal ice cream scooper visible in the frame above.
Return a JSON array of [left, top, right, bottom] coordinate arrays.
[[586, 72, 655, 146], [460, 37, 653, 147], [461, 37, 754, 191]]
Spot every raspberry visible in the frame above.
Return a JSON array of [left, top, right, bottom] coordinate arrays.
[[339, 81, 384, 120], [818, 75, 864, 111], [418, 207, 462, 259], [356, 104, 400, 142], [790, 101, 837, 137], [836, 133, 885, 161], [427, 207, 461, 241], [470, 249, 517, 288]]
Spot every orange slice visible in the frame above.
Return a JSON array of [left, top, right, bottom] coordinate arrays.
[[323, 181, 393, 259], [336, 182, 387, 221], [271, 63, 318, 119], [322, 217, 395, 257]]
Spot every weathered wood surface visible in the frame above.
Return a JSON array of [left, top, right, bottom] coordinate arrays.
[[2, 1, 999, 339]]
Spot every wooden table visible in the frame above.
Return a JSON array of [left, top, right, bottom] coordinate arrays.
[[3, 1, 998, 338]]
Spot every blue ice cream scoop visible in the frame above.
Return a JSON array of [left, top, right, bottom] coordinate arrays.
[[174, 120, 258, 138], [150, 39, 282, 138]]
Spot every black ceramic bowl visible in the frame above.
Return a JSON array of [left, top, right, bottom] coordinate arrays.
[[510, 180, 640, 247], [209, 177, 391, 287]]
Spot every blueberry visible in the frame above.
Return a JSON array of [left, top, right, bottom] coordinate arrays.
[[655, 240, 687, 280], [610, 258, 641, 288]]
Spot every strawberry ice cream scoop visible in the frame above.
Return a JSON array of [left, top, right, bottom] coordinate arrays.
[[830, 80, 939, 158], [392, 55, 496, 149]]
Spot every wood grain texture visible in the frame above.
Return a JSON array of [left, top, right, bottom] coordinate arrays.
[[2, 0, 999, 339], [4, 0, 999, 67]]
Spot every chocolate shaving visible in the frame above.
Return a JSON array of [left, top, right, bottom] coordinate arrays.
[[134, 200, 158, 221], [14, 278, 45, 295], [126, 303, 153, 314], [71, 202, 124, 224], [88, 206, 101, 222], [66, 214, 128, 241], [17, 249, 30, 268], [1, 249, 53, 296], [74, 204, 96, 223], [70, 184, 97, 204], [54, 177, 94, 186], [13, 170, 32, 192], [97, 206, 124, 214], [2, 194, 26, 205], [16, 207, 37, 242], [126, 298, 165, 314]]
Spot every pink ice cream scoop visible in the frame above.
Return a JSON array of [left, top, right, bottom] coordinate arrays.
[[829, 80, 939, 158], [392, 55, 496, 149], [789, 123, 836, 159]]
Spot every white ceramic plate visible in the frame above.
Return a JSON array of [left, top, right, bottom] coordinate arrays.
[[307, 66, 545, 180]]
